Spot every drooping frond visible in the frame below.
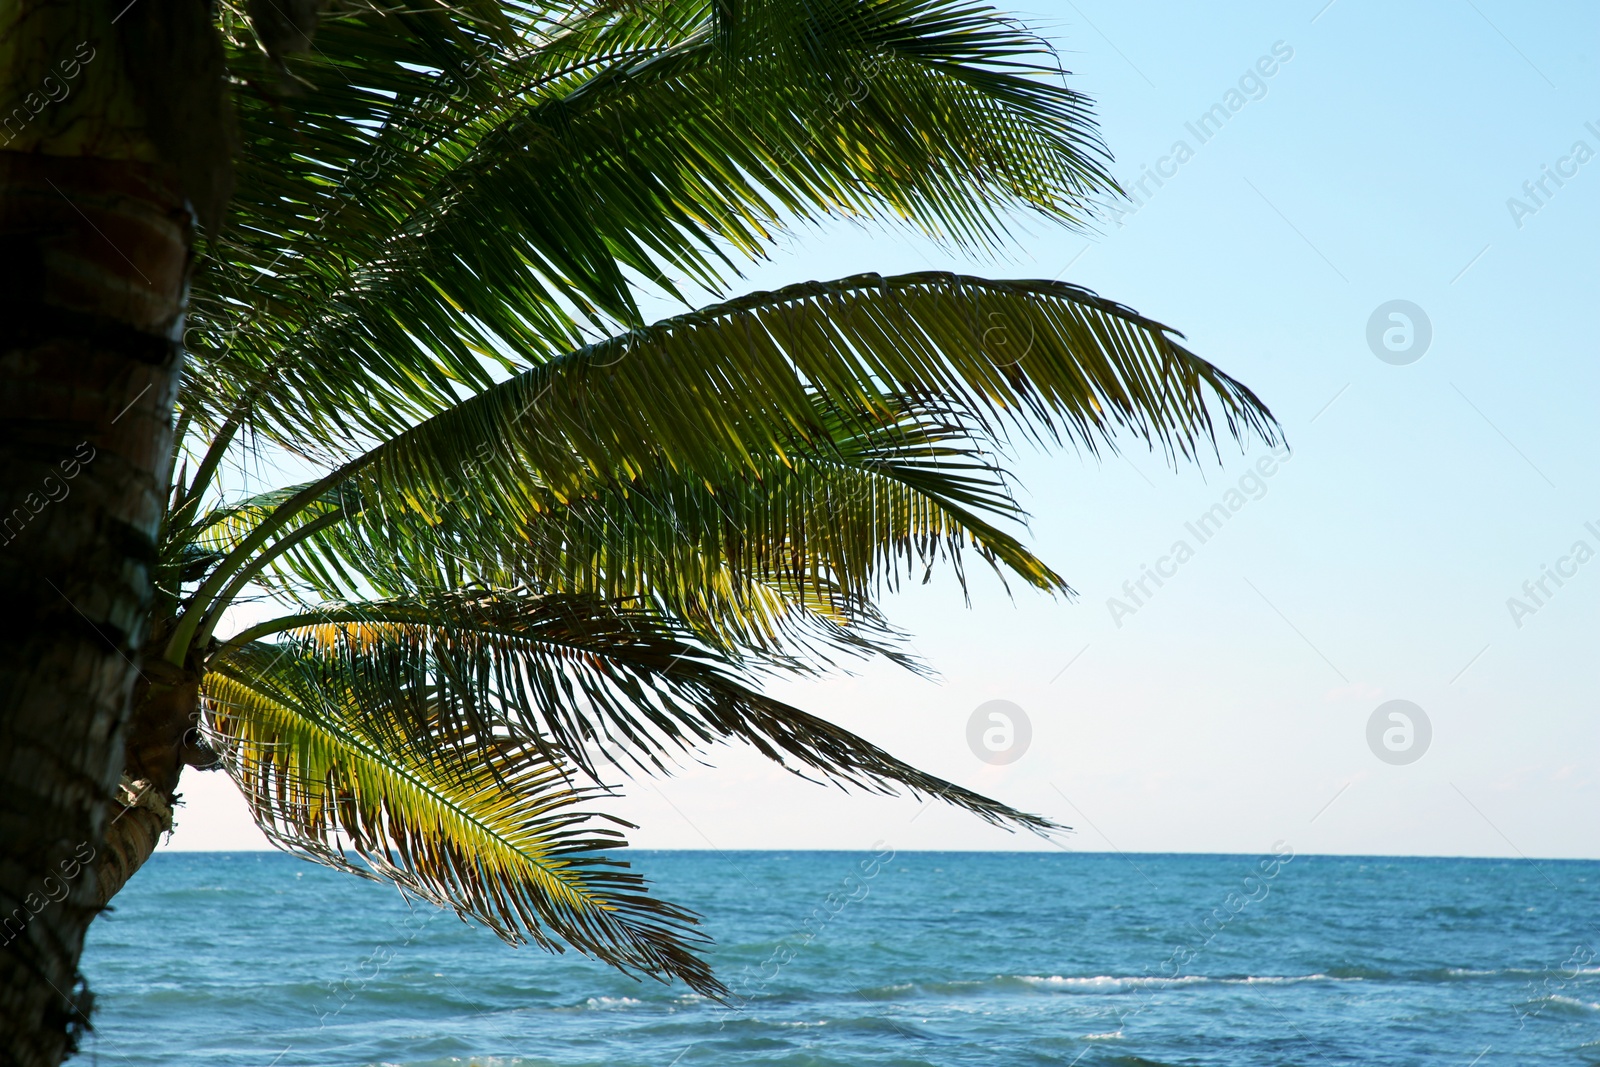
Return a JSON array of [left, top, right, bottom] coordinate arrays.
[[233, 393, 1062, 657], [202, 640, 725, 995], [176, 272, 1272, 675], [221, 591, 1058, 833], [290, 273, 1273, 532]]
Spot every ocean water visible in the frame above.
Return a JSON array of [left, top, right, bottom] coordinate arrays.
[[79, 851, 1600, 1066]]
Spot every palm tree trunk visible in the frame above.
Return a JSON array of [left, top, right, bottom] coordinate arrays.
[[0, 150, 189, 1067], [95, 779, 178, 913], [0, 4, 202, 1061], [93, 662, 209, 909], [0, 151, 188, 1067]]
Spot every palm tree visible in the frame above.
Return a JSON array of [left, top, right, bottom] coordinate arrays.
[[3, 0, 1277, 1057]]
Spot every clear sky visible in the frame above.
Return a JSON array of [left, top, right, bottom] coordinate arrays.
[[168, 0, 1600, 859]]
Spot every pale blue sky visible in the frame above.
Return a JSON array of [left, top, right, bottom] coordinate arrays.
[[171, 0, 1600, 858]]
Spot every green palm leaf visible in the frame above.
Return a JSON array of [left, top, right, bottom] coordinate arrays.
[[188, 0, 1119, 455], [203, 639, 725, 995], [170, 271, 1272, 666], [221, 591, 1054, 831], [225, 395, 1053, 664], [356, 272, 1271, 495], [230, 272, 1270, 557]]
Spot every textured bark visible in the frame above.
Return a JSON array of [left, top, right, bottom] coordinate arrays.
[[94, 777, 175, 912], [0, 0, 236, 1057], [0, 74, 188, 1067], [93, 660, 210, 909]]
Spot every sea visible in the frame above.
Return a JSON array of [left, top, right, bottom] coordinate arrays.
[[79, 851, 1600, 1066]]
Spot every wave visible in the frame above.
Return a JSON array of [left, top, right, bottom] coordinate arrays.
[[850, 973, 1347, 1000], [845, 965, 1600, 1003], [1332, 964, 1600, 983], [1518, 994, 1600, 1016], [582, 996, 643, 1010]]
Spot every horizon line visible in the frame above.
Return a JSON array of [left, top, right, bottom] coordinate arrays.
[[154, 847, 1600, 862]]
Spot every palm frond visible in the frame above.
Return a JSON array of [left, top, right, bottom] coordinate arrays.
[[203, 640, 725, 995], [174, 271, 1272, 670], [291, 272, 1273, 527], [237, 394, 1061, 658], [221, 591, 1057, 833], [188, 0, 1120, 455]]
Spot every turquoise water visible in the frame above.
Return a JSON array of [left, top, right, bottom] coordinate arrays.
[[81, 851, 1599, 1065]]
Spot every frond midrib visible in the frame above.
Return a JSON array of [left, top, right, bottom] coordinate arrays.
[[204, 665, 602, 915]]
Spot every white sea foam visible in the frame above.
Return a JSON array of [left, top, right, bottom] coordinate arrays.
[[584, 996, 643, 1010], [1539, 994, 1600, 1012], [1015, 973, 1337, 991]]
